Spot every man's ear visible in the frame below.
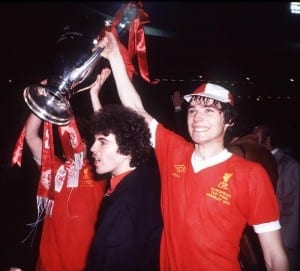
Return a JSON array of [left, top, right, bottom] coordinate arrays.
[[224, 123, 233, 135], [225, 120, 234, 129]]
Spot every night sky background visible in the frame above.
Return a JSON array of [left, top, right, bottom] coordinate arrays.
[[0, 2, 299, 161], [0, 2, 299, 269]]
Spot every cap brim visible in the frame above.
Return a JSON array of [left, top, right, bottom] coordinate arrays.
[[183, 93, 231, 104]]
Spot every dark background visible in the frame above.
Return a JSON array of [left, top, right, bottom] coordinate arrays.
[[0, 2, 299, 157], [0, 2, 299, 269]]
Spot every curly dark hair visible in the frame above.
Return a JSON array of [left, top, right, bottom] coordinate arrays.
[[90, 104, 153, 167]]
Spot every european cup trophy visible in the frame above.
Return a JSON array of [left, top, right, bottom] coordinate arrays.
[[23, 2, 140, 125]]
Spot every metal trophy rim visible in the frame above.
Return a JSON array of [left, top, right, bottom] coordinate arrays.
[[23, 84, 72, 125]]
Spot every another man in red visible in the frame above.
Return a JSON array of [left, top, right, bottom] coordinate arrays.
[[98, 30, 289, 271], [10, 69, 110, 271]]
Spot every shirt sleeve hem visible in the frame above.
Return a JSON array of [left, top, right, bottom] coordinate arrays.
[[253, 220, 281, 233]]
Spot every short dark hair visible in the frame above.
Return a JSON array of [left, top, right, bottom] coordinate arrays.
[[90, 104, 153, 167], [188, 96, 237, 125]]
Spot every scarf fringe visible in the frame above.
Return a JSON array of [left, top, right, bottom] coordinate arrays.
[[36, 196, 54, 217], [21, 196, 54, 245]]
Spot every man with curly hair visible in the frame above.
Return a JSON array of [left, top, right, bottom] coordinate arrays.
[[85, 96, 162, 269]]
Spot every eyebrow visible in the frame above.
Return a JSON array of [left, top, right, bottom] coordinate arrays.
[[95, 135, 108, 141], [95, 134, 116, 144]]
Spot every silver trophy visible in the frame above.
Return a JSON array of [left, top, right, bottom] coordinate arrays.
[[23, 2, 139, 125]]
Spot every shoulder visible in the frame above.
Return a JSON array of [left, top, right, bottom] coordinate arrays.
[[155, 124, 193, 158], [276, 150, 300, 166], [132, 164, 160, 180], [228, 155, 276, 197], [229, 153, 269, 175], [128, 165, 161, 191], [157, 123, 190, 143], [124, 166, 161, 203]]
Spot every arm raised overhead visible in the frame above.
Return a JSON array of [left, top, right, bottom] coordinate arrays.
[[99, 30, 153, 126]]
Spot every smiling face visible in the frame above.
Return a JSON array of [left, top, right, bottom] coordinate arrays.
[[90, 133, 132, 176], [187, 96, 229, 147]]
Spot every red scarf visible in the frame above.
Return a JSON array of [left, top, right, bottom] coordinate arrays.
[[12, 117, 84, 218], [98, 1, 158, 84]]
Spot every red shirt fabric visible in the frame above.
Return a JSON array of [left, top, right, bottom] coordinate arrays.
[[155, 124, 280, 271], [105, 170, 133, 196], [36, 162, 106, 271]]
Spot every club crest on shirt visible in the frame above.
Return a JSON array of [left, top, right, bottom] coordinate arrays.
[[206, 172, 233, 205], [218, 172, 233, 190]]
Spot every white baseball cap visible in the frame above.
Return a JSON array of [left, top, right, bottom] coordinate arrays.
[[184, 83, 234, 106]]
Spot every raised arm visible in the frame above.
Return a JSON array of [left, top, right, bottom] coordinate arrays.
[[99, 31, 153, 125], [171, 90, 184, 112], [24, 79, 48, 165], [25, 113, 43, 165], [89, 67, 111, 112]]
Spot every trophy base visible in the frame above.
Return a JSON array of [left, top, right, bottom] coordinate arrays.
[[23, 84, 73, 126]]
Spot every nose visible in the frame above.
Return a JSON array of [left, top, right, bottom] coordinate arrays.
[[193, 110, 205, 122], [90, 141, 96, 153]]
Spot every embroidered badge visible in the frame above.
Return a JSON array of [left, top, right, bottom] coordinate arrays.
[[217, 172, 232, 190], [206, 172, 233, 205], [79, 167, 95, 187], [172, 164, 186, 178]]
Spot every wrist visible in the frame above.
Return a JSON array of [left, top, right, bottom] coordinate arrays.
[[90, 92, 99, 98], [174, 106, 182, 112]]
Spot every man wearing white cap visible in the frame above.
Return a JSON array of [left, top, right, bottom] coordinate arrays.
[[99, 30, 288, 271]]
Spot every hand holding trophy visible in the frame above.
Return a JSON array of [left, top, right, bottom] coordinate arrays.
[[23, 2, 141, 125]]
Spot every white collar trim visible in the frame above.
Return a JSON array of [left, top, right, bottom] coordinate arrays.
[[191, 149, 232, 173]]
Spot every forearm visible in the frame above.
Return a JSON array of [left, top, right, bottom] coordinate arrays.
[[89, 67, 111, 112], [264, 255, 289, 271], [25, 113, 43, 163], [100, 31, 153, 124], [90, 92, 102, 112], [109, 50, 153, 124], [109, 51, 144, 111], [258, 230, 289, 271]]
